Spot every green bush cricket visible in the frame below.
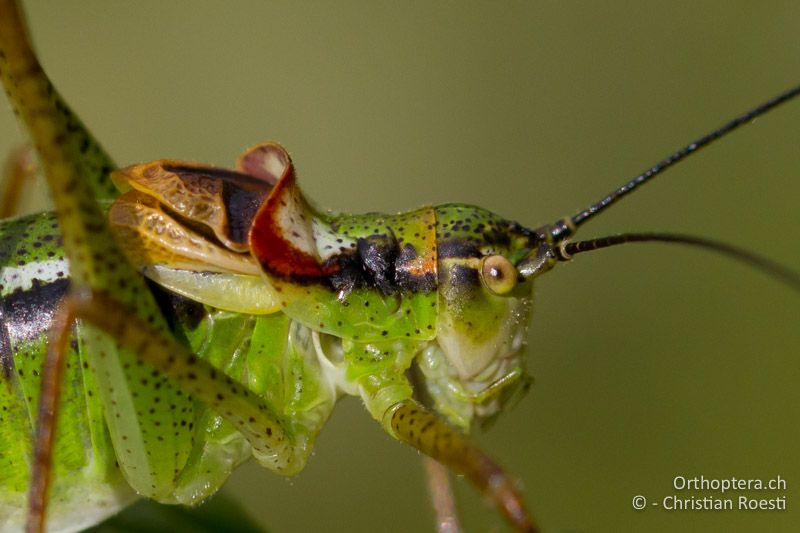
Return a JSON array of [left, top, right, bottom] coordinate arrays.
[[1, 2, 799, 532]]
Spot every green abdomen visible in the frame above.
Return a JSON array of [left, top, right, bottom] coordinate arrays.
[[0, 212, 135, 531]]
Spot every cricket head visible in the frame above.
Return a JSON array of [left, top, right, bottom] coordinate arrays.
[[416, 205, 559, 429]]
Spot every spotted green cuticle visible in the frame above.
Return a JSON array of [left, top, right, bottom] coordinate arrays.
[[434, 203, 534, 259], [1, 2, 545, 529], [268, 206, 439, 343]]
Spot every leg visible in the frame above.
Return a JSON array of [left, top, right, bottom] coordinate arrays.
[[387, 400, 538, 533], [0, 1, 117, 205], [1, 145, 37, 218], [422, 455, 462, 533], [25, 296, 74, 533]]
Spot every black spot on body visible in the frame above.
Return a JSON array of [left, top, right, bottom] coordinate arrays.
[[357, 234, 398, 296], [437, 239, 481, 259]]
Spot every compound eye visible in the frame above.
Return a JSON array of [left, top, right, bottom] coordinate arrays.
[[480, 255, 517, 295]]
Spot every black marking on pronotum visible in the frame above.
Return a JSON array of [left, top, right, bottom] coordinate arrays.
[[326, 252, 364, 294], [327, 236, 438, 297], [358, 234, 398, 296], [1, 277, 69, 344], [395, 244, 437, 293]]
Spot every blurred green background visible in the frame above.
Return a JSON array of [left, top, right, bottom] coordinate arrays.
[[2, 1, 799, 532]]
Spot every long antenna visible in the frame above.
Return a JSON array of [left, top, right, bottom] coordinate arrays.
[[548, 84, 800, 242], [557, 233, 800, 292]]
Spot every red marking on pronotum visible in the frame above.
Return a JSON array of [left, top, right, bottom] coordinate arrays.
[[249, 164, 337, 279]]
